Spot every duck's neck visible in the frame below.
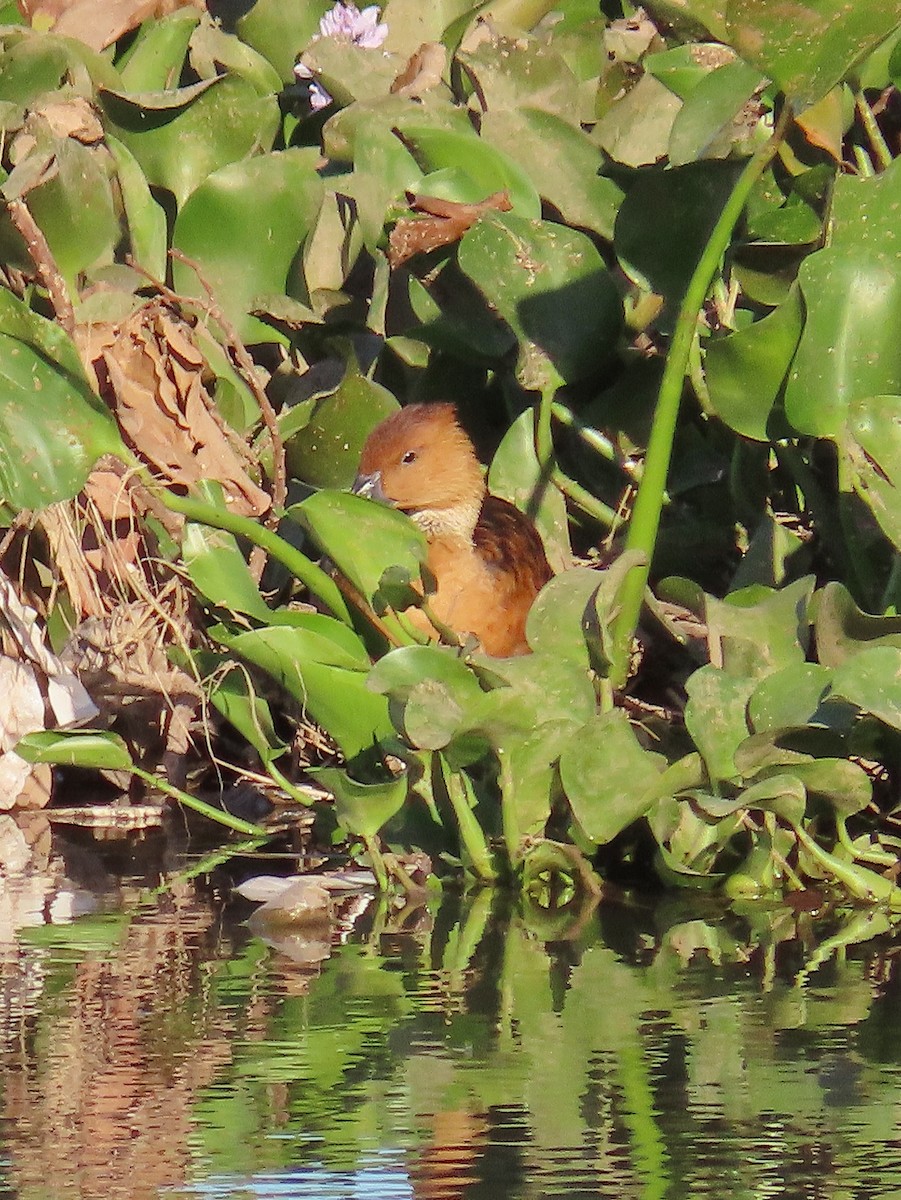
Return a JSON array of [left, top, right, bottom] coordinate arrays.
[[409, 493, 484, 544]]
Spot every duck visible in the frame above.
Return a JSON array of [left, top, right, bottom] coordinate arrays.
[[353, 403, 552, 656]]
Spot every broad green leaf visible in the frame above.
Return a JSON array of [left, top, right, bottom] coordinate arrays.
[[725, 0, 901, 109], [711, 577, 814, 678], [106, 134, 167, 279], [189, 18, 284, 95], [341, 122, 422, 251], [614, 160, 742, 325], [218, 621, 392, 758], [290, 490, 426, 607], [236, 0, 329, 82], [736, 773, 806, 825], [457, 31, 581, 119], [369, 645, 489, 760], [182, 523, 274, 621], [525, 567, 599, 665], [399, 125, 541, 218], [812, 581, 901, 668], [783, 758, 872, 817], [684, 665, 756, 783], [117, 9, 199, 91], [668, 59, 764, 165], [458, 211, 622, 388], [198, 653, 287, 765], [784, 250, 901, 438], [560, 710, 664, 845], [480, 107, 624, 242], [407, 265, 516, 362], [172, 148, 324, 344], [831, 645, 901, 732], [312, 765, 408, 840], [841, 395, 901, 549], [381, 0, 478, 56], [594, 74, 682, 169], [300, 37, 404, 106], [16, 729, 133, 770], [0, 331, 125, 509], [487, 407, 570, 572], [747, 663, 834, 733], [25, 139, 119, 290], [704, 287, 803, 440], [101, 75, 280, 207], [287, 369, 399, 490], [0, 31, 119, 101]]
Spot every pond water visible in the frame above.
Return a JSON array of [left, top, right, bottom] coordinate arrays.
[[2, 832, 901, 1200]]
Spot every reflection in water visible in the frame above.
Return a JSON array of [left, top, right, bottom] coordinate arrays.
[[0, 857, 900, 1199]]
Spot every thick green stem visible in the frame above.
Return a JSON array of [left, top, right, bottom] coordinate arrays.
[[608, 105, 793, 689], [149, 486, 353, 625], [131, 765, 269, 836], [439, 755, 498, 882]]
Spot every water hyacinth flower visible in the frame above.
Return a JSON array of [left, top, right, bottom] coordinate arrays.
[[294, 2, 389, 110], [318, 2, 388, 48]]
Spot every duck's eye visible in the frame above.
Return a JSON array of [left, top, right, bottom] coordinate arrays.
[[401, 450, 417, 465]]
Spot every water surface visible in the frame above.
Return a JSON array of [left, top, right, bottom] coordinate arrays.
[[1, 848, 900, 1200]]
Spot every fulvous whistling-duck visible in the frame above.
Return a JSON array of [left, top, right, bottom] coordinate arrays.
[[353, 403, 552, 656]]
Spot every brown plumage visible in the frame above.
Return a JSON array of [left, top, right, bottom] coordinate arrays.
[[354, 403, 552, 656]]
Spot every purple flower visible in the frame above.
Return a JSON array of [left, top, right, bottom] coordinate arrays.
[[308, 81, 333, 110], [317, 3, 388, 48]]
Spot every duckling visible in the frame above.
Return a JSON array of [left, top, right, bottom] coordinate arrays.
[[354, 403, 552, 656]]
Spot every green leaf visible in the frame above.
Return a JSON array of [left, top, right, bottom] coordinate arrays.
[[25, 139, 119, 290], [524, 567, 599, 665], [218, 620, 392, 759], [560, 710, 665, 845], [189, 17, 284, 95], [101, 75, 280, 207], [399, 125, 541, 218], [841, 395, 901, 549], [480, 108, 623, 241], [614, 160, 743, 326], [747, 663, 834, 733], [291, 490, 426, 608], [458, 210, 622, 388], [287, 370, 398, 490], [785, 250, 901, 438], [457, 29, 581, 119], [594, 74, 683, 169], [812, 581, 901, 668], [312, 765, 408, 840], [725, 0, 901, 109], [684, 665, 755, 784], [0, 331, 125, 509], [236, 0, 329, 82], [198, 653, 288, 765], [172, 148, 324, 344], [106, 134, 167, 279], [182, 523, 274, 621], [368, 645, 491, 760], [117, 9, 199, 91], [16, 729, 134, 770], [704, 287, 803, 440], [668, 59, 764, 166], [831, 645, 901, 731]]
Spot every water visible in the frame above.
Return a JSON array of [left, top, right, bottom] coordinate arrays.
[[2, 855, 901, 1200]]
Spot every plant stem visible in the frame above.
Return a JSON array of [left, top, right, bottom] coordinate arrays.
[[149, 485, 353, 625], [608, 104, 793, 689], [131, 765, 269, 836], [439, 754, 498, 882], [854, 90, 892, 172]]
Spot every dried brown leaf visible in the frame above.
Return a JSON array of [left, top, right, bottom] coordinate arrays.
[[86, 302, 270, 518], [19, 0, 203, 52], [390, 41, 447, 98], [388, 190, 512, 268]]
